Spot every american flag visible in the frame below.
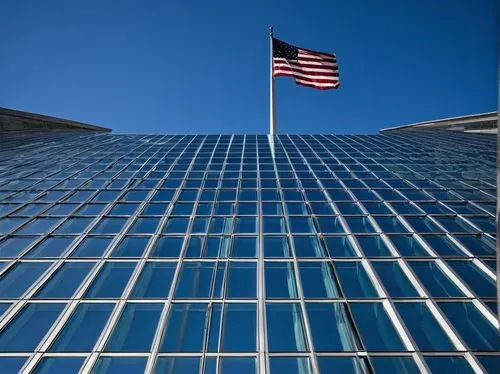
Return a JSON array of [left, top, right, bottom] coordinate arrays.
[[272, 38, 339, 90]]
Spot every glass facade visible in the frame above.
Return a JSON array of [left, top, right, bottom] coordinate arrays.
[[0, 131, 497, 373]]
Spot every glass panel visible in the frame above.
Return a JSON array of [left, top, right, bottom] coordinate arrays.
[[371, 261, 419, 297], [110, 237, 149, 257], [84, 262, 136, 298], [105, 303, 162, 352], [0, 357, 27, 374], [395, 302, 455, 351], [356, 235, 392, 257], [26, 237, 74, 258], [317, 357, 369, 374], [293, 236, 326, 257], [70, 237, 112, 257], [131, 262, 176, 298], [160, 303, 208, 352], [350, 302, 406, 351], [265, 262, 298, 298], [408, 261, 464, 297], [0, 236, 37, 258], [266, 303, 307, 352], [221, 303, 256, 352], [299, 262, 340, 298], [306, 302, 360, 351], [334, 262, 377, 298], [424, 356, 474, 373], [0, 261, 52, 298], [269, 357, 312, 373], [437, 302, 499, 351], [324, 236, 357, 257], [264, 236, 291, 257], [35, 262, 94, 298], [153, 357, 200, 374], [50, 303, 114, 352], [150, 236, 184, 258], [91, 357, 147, 374], [447, 260, 496, 298], [370, 357, 420, 374], [226, 262, 256, 298], [0, 303, 65, 351], [174, 262, 214, 299], [219, 357, 256, 374]]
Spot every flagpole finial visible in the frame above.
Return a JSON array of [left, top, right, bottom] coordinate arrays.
[[269, 26, 273, 36]]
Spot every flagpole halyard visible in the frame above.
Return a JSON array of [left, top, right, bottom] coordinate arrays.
[[269, 26, 276, 136]]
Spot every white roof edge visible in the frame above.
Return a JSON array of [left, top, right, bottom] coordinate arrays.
[[380, 111, 498, 132]]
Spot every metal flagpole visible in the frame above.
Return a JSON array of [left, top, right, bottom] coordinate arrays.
[[269, 26, 276, 135]]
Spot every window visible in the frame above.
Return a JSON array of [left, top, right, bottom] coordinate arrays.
[[265, 262, 298, 298], [110, 236, 149, 257], [395, 302, 454, 351], [26, 236, 75, 258], [408, 261, 464, 297], [160, 303, 208, 352], [154, 357, 200, 374], [269, 357, 311, 373], [264, 236, 291, 257], [131, 262, 176, 298], [424, 356, 474, 373], [350, 302, 406, 351], [447, 260, 496, 298], [105, 303, 162, 352], [334, 262, 377, 298], [306, 302, 360, 351], [266, 303, 307, 352], [84, 262, 137, 298], [174, 262, 214, 299], [317, 357, 369, 374], [323, 236, 357, 257], [150, 236, 184, 257], [356, 235, 392, 257], [292, 236, 326, 257], [0, 261, 52, 298], [35, 262, 94, 298], [371, 261, 419, 297], [0, 303, 65, 351], [49, 303, 114, 352], [226, 262, 256, 298], [91, 357, 147, 374], [299, 262, 340, 298], [232, 236, 257, 257], [32, 357, 85, 374]]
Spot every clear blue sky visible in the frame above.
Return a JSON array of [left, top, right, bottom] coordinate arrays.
[[0, 0, 497, 134]]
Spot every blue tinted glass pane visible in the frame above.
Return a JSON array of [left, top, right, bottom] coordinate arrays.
[[335, 262, 377, 298], [110, 237, 149, 257], [70, 237, 112, 257], [16, 218, 62, 235], [227, 262, 256, 298], [175, 262, 214, 298], [92, 218, 128, 234], [0, 261, 52, 298], [32, 357, 85, 374], [50, 303, 114, 352], [293, 236, 326, 257], [84, 262, 136, 298], [269, 357, 311, 373], [26, 237, 74, 258], [150, 237, 184, 257], [0, 357, 27, 374], [265, 262, 297, 298], [232, 236, 257, 257], [105, 303, 162, 352], [422, 235, 464, 256], [35, 262, 94, 298], [264, 236, 291, 257], [370, 357, 420, 374], [91, 357, 147, 374], [317, 357, 369, 374], [299, 262, 339, 298], [425, 356, 474, 374], [266, 303, 307, 352], [454, 235, 495, 256], [389, 235, 429, 257], [221, 303, 256, 352], [355, 236, 392, 257], [306, 302, 360, 351], [128, 218, 160, 234], [395, 302, 454, 351], [476, 355, 500, 373], [0, 303, 11, 316], [160, 303, 208, 352], [437, 302, 499, 351], [0, 237, 36, 258], [350, 302, 406, 351], [324, 236, 357, 257], [153, 357, 200, 374], [131, 262, 176, 298], [409, 261, 464, 297], [0, 303, 64, 351], [447, 260, 496, 298], [371, 262, 419, 297], [55, 218, 93, 234], [219, 357, 256, 374]]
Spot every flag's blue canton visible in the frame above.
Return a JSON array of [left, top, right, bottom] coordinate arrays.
[[273, 38, 298, 60]]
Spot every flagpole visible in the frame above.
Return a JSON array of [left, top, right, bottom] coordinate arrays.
[[269, 26, 276, 135]]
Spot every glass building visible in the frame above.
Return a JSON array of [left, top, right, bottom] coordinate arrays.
[[0, 109, 497, 373]]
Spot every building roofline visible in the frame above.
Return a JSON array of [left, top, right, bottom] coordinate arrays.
[[380, 111, 497, 132], [0, 107, 111, 133]]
